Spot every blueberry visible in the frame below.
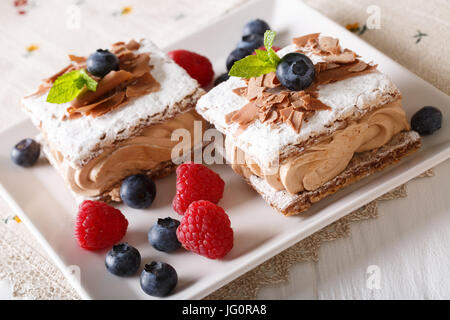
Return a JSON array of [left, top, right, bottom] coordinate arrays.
[[120, 174, 156, 209], [237, 34, 264, 51], [105, 243, 141, 277], [276, 53, 315, 91], [214, 73, 230, 86], [11, 138, 40, 167], [226, 48, 253, 71], [242, 19, 271, 37], [411, 106, 442, 136], [148, 217, 181, 253], [140, 261, 178, 297], [86, 49, 119, 78]]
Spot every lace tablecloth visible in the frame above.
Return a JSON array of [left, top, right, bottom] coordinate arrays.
[[0, 0, 449, 299]]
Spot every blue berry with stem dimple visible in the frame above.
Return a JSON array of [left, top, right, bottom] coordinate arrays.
[[411, 106, 442, 136], [242, 19, 271, 37], [148, 217, 181, 253], [105, 243, 141, 277], [226, 48, 253, 71], [11, 138, 40, 167], [86, 49, 119, 78], [140, 262, 178, 297], [120, 174, 156, 209], [237, 34, 264, 51], [276, 52, 315, 91]]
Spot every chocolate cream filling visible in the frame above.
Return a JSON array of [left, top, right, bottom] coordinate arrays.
[[226, 98, 409, 195], [47, 109, 207, 199]]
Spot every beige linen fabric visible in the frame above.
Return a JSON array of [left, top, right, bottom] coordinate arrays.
[[0, 0, 447, 299]]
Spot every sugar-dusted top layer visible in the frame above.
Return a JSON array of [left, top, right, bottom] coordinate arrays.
[[196, 37, 400, 169], [22, 39, 200, 168]]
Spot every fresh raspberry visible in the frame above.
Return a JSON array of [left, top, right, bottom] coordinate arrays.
[[75, 200, 128, 251], [176, 200, 233, 259], [167, 50, 214, 87], [251, 45, 281, 55], [172, 162, 225, 215]]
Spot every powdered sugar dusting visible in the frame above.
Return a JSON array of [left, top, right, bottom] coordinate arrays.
[[196, 42, 400, 169], [249, 175, 298, 210], [22, 38, 200, 168]]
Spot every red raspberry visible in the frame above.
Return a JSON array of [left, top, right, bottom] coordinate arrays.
[[252, 46, 281, 55], [176, 200, 233, 259], [75, 200, 128, 251], [167, 50, 214, 87], [172, 162, 225, 215]]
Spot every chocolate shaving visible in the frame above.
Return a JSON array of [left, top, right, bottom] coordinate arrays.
[[232, 87, 248, 97], [314, 62, 329, 74], [72, 70, 132, 108], [323, 49, 357, 64], [295, 33, 357, 65], [266, 110, 279, 123], [69, 90, 126, 114], [123, 52, 151, 77], [126, 39, 140, 51], [231, 102, 259, 126], [111, 42, 126, 54], [280, 107, 294, 122], [273, 94, 290, 109], [225, 110, 238, 124], [247, 84, 265, 101], [227, 70, 332, 133], [326, 63, 341, 70], [318, 37, 340, 54], [292, 33, 320, 47], [29, 40, 161, 119], [68, 55, 86, 64], [126, 72, 160, 97], [88, 91, 127, 118], [262, 72, 281, 88], [309, 98, 332, 111], [287, 110, 303, 133], [313, 59, 377, 86], [348, 60, 368, 72]]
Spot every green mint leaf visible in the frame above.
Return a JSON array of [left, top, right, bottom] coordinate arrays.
[[264, 30, 277, 51], [79, 69, 98, 91], [228, 55, 276, 78], [254, 49, 270, 62], [46, 69, 97, 104], [268, 48, 280, 65], [228, 30, 280, 78], [46, 70, 85, 104]]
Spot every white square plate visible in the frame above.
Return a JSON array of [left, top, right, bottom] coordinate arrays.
[[0, 0, 449, 300]]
